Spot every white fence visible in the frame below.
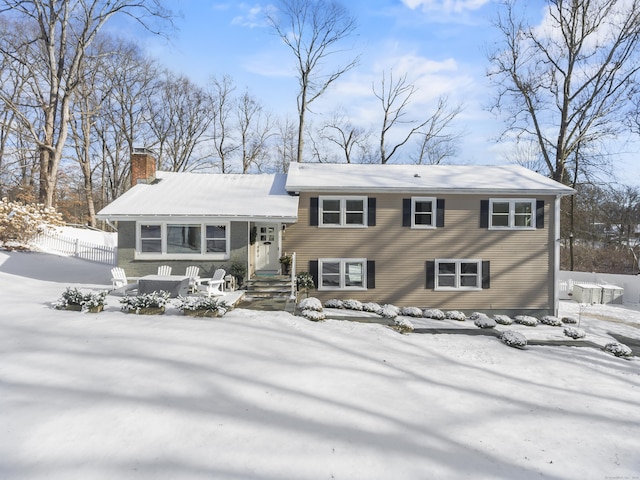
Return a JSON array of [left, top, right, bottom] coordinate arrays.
[[559, 270, 640, 304], [34, 230, 117, 265]]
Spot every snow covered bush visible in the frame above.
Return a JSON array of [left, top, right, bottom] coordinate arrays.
[[362, 302, 382, 314], [563, 327, 586, 339], [474, 315, 496, 329], [324, 299, 344, 309], [423, 309, 445, 320], [301, 309, 326, 322], [514, 315, 538, 327], [604, 342, 633, 358], [446, 310, 466, 321], [0, 198, 64, 249], [175, 296, 229, 317], [296, 272, 315, 298], [54, 287, 107, 313], [500, 331, 527, 349], [343, 299, 363, 311], [380, 304, 400, 318], [120, 291, 170, 314], [298, 297, 323, 312], [493, 314, 513, 325], [561, 316, 578, 324], [468, 312, 486, 321], [400, 306, 424, 318], [540, 315, 563, 327], [393, 317, 414, 334]]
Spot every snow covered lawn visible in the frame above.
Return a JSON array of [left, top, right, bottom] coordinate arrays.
[[0, 251, 639, 480]]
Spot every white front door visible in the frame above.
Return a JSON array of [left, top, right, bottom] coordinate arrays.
[[255, 223, 280, 272]]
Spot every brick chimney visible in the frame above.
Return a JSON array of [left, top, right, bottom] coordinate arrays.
[[131, 148, 156, 187]]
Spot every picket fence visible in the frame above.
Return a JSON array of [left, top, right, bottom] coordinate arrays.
[[34, 230, 116, 265], [559, 270, 640, 304]]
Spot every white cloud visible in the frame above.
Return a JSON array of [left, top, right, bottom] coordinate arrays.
[[230, 3, 268, 28], [402, 0, 491, 14]]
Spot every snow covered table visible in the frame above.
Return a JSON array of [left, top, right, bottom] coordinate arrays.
[[138, 275, 189, 297]]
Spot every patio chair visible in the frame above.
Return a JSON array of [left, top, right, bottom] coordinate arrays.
[[110, 267, 139, 293], [185, 265, 201, 292], [157, 265, 172, 276], [196, 268, 226, 297]]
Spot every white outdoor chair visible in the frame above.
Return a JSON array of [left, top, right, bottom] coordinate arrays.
[[110, 267, 139, 293], [157, 265, 172, 276], [185, 265, 201, 292], [197, 269, 226, 297]]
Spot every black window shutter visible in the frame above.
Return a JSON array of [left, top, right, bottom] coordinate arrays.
[[436, 198, 445, 228], [536, 200, 545, 229], [367, 260, 375, 289], [309, 260, 318, 288], [426, 261, 435, 289], [402, 198, 411, 227], [309, 197, 319, 226], [368, 198, 376, 226], [482, 261, 490, 289], [480, 200, 489, 228]]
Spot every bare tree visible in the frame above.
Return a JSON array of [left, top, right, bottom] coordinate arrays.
[[374, 70, 461, 164], [267, 0, 359, 163], [273, 116, 298, 173], [236, 90, 275, 173], [0, 0, 172, 207], [319, 110, 372, 163], [412, 97, 463, 165], [488, 0, 640, 184], [210, 75, 238, 173]]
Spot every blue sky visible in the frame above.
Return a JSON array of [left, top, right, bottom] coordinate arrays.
[[111, 0, 639, 181]]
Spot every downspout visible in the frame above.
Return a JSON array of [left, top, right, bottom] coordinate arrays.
[[554, 195, 561, 316]]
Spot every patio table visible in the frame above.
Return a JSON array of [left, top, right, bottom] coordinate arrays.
[[138, 275, 189, 298]]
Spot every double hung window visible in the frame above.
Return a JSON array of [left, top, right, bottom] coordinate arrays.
[[138, 222, 229, 258], [435, 259, 482, 290], [412, 197, 436, 228], [489, 199, 535, 229], [319, 196, 367, 227], [319, 259, 366, 290]]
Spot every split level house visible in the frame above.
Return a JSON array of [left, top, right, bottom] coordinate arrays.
[[96, 150, 574, 316]]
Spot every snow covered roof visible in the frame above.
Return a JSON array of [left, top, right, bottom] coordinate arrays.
[[96, 171, 299, 221], [285, 163, 575, 195]]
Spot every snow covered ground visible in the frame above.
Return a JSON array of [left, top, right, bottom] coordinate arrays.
[[0, 250, 639, 480]]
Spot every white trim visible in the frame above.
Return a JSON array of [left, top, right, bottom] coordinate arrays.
[[135, 221, 230, 260], [434, 259, 482, 291], [318, 195, 368, 228], [318, 258, 367, 290], [488, 198, 536, 230], [554, 195, 561, 315], [411, 196, 437, 229]]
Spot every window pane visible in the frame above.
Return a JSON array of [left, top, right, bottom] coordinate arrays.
[[460, 263, 478, 274], [141, 239, 161, 253], [345, 199, 364, 211], [414, 213, 433, 225], [438, 262, 456, 275], [492, 202, 509, 214], [345, 262, 363, 287], [514, 202, 532, 214], [415, 201, 433, 213], [206, 225, 226, 238], [323, 212, 340, 224], [322, 199, 340, 211], [491, 214, 509, 227], [514, 214, 532, 227], [141, 224, 161, 239], [321, 262, 340, 287], [167, 225, 201, 254], [460, 275, 479, 287], [206, 239, 226, 253], [438, 275, 455, 287], [345, 213, 364, 224]]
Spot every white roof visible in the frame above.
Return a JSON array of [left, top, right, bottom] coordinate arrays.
[[285, 163, 575, 195], [97, 171, 299, 221]]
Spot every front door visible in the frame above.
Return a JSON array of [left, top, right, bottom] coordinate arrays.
[[255, 223, 280, 273]]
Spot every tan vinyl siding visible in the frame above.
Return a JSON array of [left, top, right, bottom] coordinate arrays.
[[284, 192, 555, 313]]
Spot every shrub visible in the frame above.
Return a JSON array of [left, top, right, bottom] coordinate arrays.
[[394, 317, 414, 334], [298, 297, 323, 312], [343, 299, 363, 311], [380, 304, 400, 318], [302, 309, 325, 322], [54, 287, 107, 313], [468, 312, 485, 321], [500, 331, 527, 349], [514, 315, 538, 327], [561, 316, 578, 324], [540, 315, 563, 327], [175, 296, 229, 317], [563, 327, 586, 339], [474, 315, 496, 329], [423, 309, 445, 320], [604, 342, 633, 357], [362, 302, 382, 314], [0, 198, 64, 249], [296, 272, 315, 297], [446, 310, 466, 321], [494, 314, 513, 325], [120, 291, 170, 314], [324, 299, 344, 309], [400, 306, 423, 318]]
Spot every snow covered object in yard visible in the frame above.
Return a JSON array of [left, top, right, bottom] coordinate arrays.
[[362, 302, 382, 314], [446, 310, 466, 321], [474, 315, 496, 329], [500, 331, 528, 349], [380, 304, 400, 318], [324, 299, 344, 309], [494, 314, 513, 325], [298, 297, 323, 312], [540, 315, 563, 326], [423, 308, 445, 320], [564, 327, 586, 339], [342, 299, 363, 311], [561, 315, 578, 324], [393, 317, 414, 334], [514, 315, 538, 327], [301, 309, 326, 322], [400, 306, 423, 318], [604, 342, 633, 357], [120, 291, 170, 314]]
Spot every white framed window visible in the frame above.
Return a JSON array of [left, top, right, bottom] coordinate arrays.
[[412, 197, 436, 228], [435, 259, 482, 290], [137, 221, 229, 259], [319, 196, 367, 227], [319, 258, 367, 290], [489, 199, 536, 229]]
